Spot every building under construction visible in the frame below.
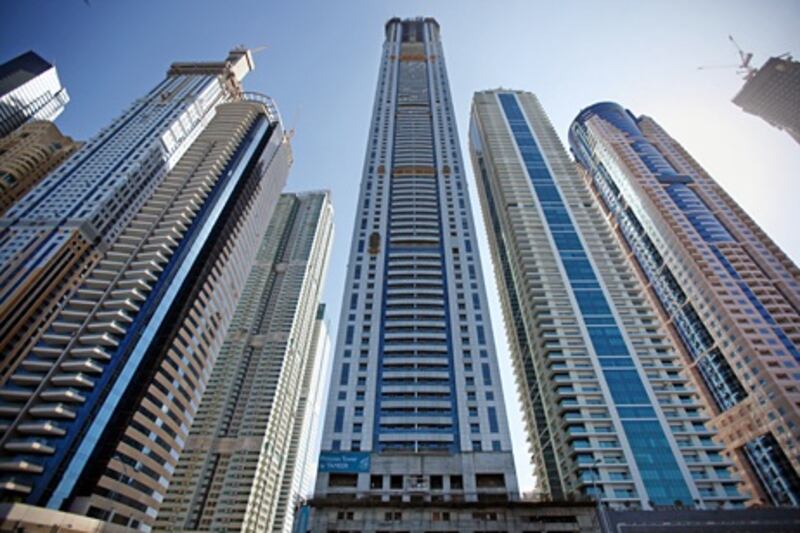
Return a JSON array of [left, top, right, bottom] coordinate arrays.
[[733, 55, 800, 144]]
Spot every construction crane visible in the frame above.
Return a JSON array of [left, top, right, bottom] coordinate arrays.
[[697, 35, 758, 80]]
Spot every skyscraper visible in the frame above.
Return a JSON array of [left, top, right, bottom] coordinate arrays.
[[0, 51, 69, 137], [0, 120, 80, 216], [0, 50, 253, 386], [0, 93, 292, 529], [469, 89, 747, 509], [569, 102, 800, 506], [732, 56, 800, 144], [307, 17, 518, 531], [155, 191, 333, 532]]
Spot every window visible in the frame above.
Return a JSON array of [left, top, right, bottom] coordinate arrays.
[[482, 363, 492, 386], [488, 407, 499, 433], [334, 407, 345, 432], [329, 473, 358, 487], [390, 475, 403, 489], [476, 474, 505, 488]]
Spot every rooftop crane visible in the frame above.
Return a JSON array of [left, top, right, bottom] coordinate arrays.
[[697, 35, 758, 80]]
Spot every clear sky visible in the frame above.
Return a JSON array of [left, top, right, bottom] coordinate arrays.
[[3, 0, 798, 493]]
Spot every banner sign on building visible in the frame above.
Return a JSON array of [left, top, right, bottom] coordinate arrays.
[[318, 451, 371, 473]]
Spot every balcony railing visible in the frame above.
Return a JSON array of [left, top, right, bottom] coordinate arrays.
[[242, 92, 281, 124]]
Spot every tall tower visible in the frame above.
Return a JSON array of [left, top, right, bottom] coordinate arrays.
[[0, 94, 292, 530], [155, 191, 333, 532], [0, 49, 254, 376], [307, 18, 518, 532], [470, 90, 747, 509], [732, 56, 800, 144], [0, 51, 69, 137], [569, 102, 800, 506]]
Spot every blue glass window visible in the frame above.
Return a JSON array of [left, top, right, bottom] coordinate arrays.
[[334, 407, 345, 433], [603, 370, 650, 404], [477, 326, 486, 345], [488, 407, 499, 433], [573, 290, 612, 316], [587, 326, 629, 356], [622, 420, 692, 505]]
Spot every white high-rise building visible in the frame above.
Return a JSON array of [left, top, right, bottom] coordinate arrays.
[[0, 51, 69, 137], [307, 17, 519, 532]]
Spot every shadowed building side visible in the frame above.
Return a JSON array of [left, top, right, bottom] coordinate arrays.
[[732, 56, 800, 144], [0, 120, 80, 217]]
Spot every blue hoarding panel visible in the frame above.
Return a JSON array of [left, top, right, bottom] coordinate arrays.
[[318, 451, 371, 473]]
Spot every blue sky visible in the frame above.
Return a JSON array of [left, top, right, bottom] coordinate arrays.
[[3, 0, 798, 492]]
